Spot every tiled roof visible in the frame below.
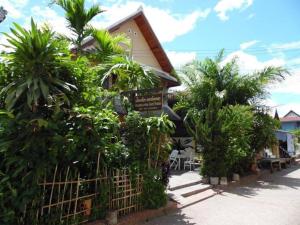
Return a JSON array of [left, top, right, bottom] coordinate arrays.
[[280, 117, 300, 122], [280, 110, 300, 122]]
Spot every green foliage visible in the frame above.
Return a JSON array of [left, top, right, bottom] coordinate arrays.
[[178, 50, 288, 177], [220, 105, 254, 174], [291, 129, 300, 144], [100, 56, 159, 91], [54, 0, 103, 52], [1, 19, 76, 114], [145, 114, 175, 168], [0, 9, 171, 224], [124, 112, 175, 168], [172, 138, 192, 151], [141, 168, 167, 209], [123, 111, 148, 163], [91, 29, 130, 63], [251, 110, 280, 152]]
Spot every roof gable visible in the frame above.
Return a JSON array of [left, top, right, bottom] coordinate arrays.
[[283, 110, 300, 118], [82, 7, 174, 74], [280, 110, 300, 122]]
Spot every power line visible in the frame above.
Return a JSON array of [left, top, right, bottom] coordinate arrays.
[[132, 48, 300, 55]]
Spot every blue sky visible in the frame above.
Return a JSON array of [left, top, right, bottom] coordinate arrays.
[[1, 0, 300, 116]]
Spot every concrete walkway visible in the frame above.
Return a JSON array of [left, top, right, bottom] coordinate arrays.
[[168, 169, 202, 190], [144, 163, 300, 225]]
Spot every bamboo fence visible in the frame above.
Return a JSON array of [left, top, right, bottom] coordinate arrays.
[[37, 165, 143, 225]]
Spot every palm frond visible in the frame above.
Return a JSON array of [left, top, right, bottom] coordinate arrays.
[[55, 0, 103, 50], [1, 19, 76, 112]]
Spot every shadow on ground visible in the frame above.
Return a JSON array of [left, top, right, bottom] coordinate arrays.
[[221, 163, 300, 198], [144, 212, 197, 225]]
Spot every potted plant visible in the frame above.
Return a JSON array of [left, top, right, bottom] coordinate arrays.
[[82, 198, 92, 216], [80, 182, 93, 216], [172, 138, 191, 154], [220, 177, 228, 185], [232, 173, 240, 181], [210, 177, 219, 185]]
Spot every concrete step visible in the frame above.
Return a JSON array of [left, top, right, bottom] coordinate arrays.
[[171, 183, 212, 197], [170, 189, 219, 208], [168, 180, 202, 191]]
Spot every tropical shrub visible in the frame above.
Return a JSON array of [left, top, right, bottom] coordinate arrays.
[[0, 2, 174, 223], [177, 50, 287, 177], [1, 20, 77, 115], [220, 105, 254, 174], [123, 111, 148, 163], [141, 168, 168, 209], [53, 0, 103, 52]]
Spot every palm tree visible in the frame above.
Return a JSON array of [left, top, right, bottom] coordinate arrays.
[[90, 29, 158, 91], [91, 29, 130, 63], [1, 19, 76, 114], [176, 50, 288, 177], [177, 50, 287, 110], [54, 0, 103, 52], [100, 56, 158, 91]]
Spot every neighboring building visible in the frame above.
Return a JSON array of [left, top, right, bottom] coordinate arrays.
[[280, 110, 300, 131], [82, 7, 181, 120], [275, 130, 295, 157]]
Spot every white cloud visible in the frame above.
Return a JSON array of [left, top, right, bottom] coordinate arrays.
[[240, 40, 259, 50], [222, 50, 285, 74], [1, 0, 28, 19], [28, 1, 210, 44], [267, 98, 300, 117], [167, 51, 197, 68], [271, 69, 300, 95], [93, 1, 210, 43], [0, 34, 10, 52], [222, 50, 300, 117], [270, 41, 300, 50], [214, 0, 253, 21], [247, 13, 255, 20], [30, 6, 72, 37]]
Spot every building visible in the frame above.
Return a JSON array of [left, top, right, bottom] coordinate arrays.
[[81, 7, 181, 120], [280, 110, 300, 131], [275, 130, 295, 157]]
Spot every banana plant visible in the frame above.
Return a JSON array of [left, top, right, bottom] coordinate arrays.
[[145, 115, 175, 169]]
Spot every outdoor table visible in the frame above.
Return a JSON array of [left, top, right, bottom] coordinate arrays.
[[176, 154, 187, 170], [261, 158, 281, 173]]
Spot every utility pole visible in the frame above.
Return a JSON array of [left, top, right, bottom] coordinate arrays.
[[0, 6, 8, 23]]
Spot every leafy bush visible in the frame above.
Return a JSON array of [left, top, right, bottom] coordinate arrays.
[[220, 105, 254, 175], [123, 111, 148, 163], [178, 51, 287, 178], [141, 169, 167, 209], [0, 7, 173, 223]]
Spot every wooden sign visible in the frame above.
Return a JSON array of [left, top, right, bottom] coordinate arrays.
[[133, 91, 163, 112]]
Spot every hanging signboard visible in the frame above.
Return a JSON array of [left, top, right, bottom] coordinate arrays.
[[131, 89, 163, 112]]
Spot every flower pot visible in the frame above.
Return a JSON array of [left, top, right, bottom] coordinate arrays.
[[233, 173, 240, 181], [251, 163, 258, 172], [202, 177, 209, 184], [82, 198, 92, 216], [106, 210, 118, 225], [210, 177, 219, 185], [220, 177, 228, 185]]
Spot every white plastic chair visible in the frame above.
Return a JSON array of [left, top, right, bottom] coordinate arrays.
[[184, 152, 200, 171], [169, 150, 179, 170], [183, 147, 193, 157]]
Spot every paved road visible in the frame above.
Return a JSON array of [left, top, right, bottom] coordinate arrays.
[[144, 163, 300, 225]]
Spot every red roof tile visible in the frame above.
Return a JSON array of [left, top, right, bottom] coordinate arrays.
[[280, 117, 300, 122]]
